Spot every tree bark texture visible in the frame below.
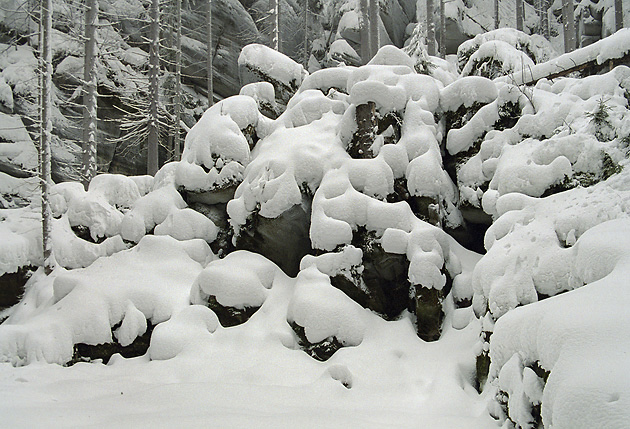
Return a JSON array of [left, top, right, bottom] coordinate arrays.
[[207, 0, 214, 107], [615, 0, 623, 31], [562, 0, 575, 52], [369, 0, 379, 57], [82, 0, 98, 188], [174, 0, 182, 160], [516, 0, 523, 31], [426, 0, 435, 56], [41, 0, 53, 274], [360, 0, 370, 63], [147, 0, 160, 176]]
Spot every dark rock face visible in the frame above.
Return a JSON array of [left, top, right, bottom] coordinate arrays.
[[0, 266, 33, 313], [290, 321, 343, 361], [234, 200, 313, 277], [70, 322, 155, 365], [330, 228, 410, 320], [205, 295, 259, 327]]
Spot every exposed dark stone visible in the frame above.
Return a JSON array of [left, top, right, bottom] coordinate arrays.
[[348, 102, 377, 159], [70, 225, 107, 244], [235, 200, 313, 277], [0, 266, 34, 312], [290, 321, 343, 361], [187, 201, 235, 257], [69, 322, 155, 365], [475, 331, 492, 392], [204, 294, 259, 327], [414, 286, 444, 342], [329, 227, 410, 320]]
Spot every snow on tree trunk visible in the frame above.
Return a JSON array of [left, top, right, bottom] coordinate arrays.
[[82, 0, 98, 189], [174, 0, 182, 160], [270, 0, 280, 51], [439, 0, 446, 57], [426, 0, 435, 56], [207, 0, 214, 108], [147, 0, 160, 176], [41, 0, 53, 275], [562, 0, 576, 53], [516, 0, 523, 31], [359, 0, 370, 64], [369, 0, 379, 58], [494, 0, 499, 30], [615, 0, 623, 31]]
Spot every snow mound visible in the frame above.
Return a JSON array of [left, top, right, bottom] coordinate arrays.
[[148, 305, 219, 360], [190, 250, 278, 310], [460, 40, 535, 79], [473, 167, 630, 319], [489, 218, 630, 428], [287, 266, 365, 346], [0, 235, 211, 365]]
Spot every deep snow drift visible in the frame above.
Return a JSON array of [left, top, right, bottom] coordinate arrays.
[[2, 28, 630, 427]]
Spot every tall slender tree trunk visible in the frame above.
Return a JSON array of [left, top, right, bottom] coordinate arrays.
[[516, 0, 523, 31], [369, 0, 379, 57], [439, 0, 445, 57], [359, 0, 370, 63], [207, 0, 213, 108], [270, 0, 280, 51], [615, 0, 624, 31], [147, 0, 160, 175], [562, 0, 575, 52], [538, 0, 549, 39], [494, 0, 499, 29], [303, 0, 308, 67], [174, 0, 182, 160], [426, 0, 435, 56], [41, 0, 53, 275], [83, 0, 98, 189]]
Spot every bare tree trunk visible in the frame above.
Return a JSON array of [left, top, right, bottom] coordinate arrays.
[[369, 0, 379, 57], [270, 0, 280, 51], [207, 0, 213, 108], [41, 0, 53, 275], [426, 0, 435, 56], [147, 0, 160, 175], [303, 0, 308, 67], [359, 0, 370, 63], [615, 0, 624, 31], [82, 0, 98, 189], [439, 0, 445, 57], [516, 0, 523, 31], [174, 0, 182, 160], [538, 0, 549, 39], [494, 0, 499, 29], [562, 0, 575, 52]]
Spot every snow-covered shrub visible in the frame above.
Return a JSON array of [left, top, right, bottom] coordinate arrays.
[[460, 40, 535, 80], [457, 28, 555, 73]]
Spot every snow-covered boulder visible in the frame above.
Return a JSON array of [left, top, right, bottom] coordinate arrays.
[[238, 44, 308, 108], [487, 219, 630, 428], [190, 251, 278, 327], [287, 266, 366, 361]]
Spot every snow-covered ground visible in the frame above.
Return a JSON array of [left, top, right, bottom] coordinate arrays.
[[2, 26, 630, 428]]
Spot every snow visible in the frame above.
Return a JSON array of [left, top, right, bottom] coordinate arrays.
[[287, 266, 365, 346], [503, 28, 630, 86], [488, 219, 630, 428], [440, 76, 498, 112], [238, 44, 308, 89], [0, 113, 37, 170], [460, 40, 535, 78], [0, 235, 210, 365]]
